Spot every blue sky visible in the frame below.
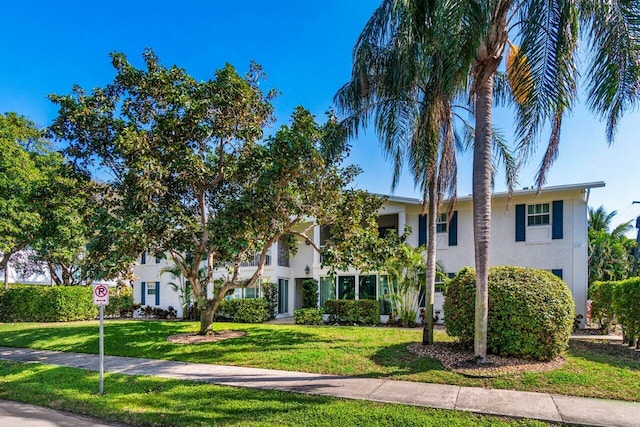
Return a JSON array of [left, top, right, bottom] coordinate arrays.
[[2, 1, 640, 230]]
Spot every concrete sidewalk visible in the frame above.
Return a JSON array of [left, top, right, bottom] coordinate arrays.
[[1, 346, 638, 427], [0, 398, 124, 427]]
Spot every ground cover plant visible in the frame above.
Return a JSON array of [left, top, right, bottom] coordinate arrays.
[[0, 321, 637, 401], [0, 361, 549, 427]]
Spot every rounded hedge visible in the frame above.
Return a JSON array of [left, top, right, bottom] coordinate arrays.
[[444, 266, 575, 360]]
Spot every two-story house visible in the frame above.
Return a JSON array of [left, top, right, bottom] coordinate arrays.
[[133, 181, 604, 322]]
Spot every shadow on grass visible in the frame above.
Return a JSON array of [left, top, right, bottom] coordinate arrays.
[[0, 361, 339, 427], [366, 343, 447, 377], [0, 321, 333, 362], [568, 340, 640, 370]]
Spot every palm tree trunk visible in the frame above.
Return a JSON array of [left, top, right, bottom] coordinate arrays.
[[422, 169, 438, 345], [472, 69, 495, 364]]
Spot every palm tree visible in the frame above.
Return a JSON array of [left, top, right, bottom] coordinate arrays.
[[335, 0, 473, 344], [462, 1, 639, 362], [336, 0, 516, 345], [345, 1, 640, 362]]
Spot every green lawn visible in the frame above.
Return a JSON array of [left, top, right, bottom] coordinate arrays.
[[0, 360, 551, 426], [0, 320, 638, 402]]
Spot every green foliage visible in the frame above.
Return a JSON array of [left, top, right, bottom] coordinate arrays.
[[294, 308, 324, 325], [217, 298, 270, 323], [589, 280, 617, 331], [384, 244, 425, 327], [261, 282, 278, 320], [323, 299, 380, 325], [444, 267, 575, 360], [104, 286, 134, 318], [612, 278, 640, 346], [50, 50, 400, 334], [0, 113, 95, 287], [0, 285, 97, 322], [302, 279, 319, 308], [590, 278, 640, 345]]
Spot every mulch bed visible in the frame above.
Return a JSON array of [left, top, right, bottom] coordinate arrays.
[[407, 342, 565, 377], [166, 331, 246, 344]]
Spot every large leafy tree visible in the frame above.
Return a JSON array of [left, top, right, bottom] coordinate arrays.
[[0, 114, 45, 288], [50, 50, 398, 335], [31, 152, 94, 285], [0, 113, 91, 287]]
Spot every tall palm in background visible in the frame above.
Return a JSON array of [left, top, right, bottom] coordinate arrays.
[[465, 0, 640, 361], [588, 206, 635, 283], [341, 0, 640, 362], [335, 0, 475, 344]]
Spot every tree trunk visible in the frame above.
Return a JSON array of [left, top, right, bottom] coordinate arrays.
[[1, 252, 11, 290], [199, 301, 216, 335], [472, 66, 496, 363], [422, 169, 438, 345]]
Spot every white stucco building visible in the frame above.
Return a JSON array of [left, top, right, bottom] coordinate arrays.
[[132, 181, 604, 322]]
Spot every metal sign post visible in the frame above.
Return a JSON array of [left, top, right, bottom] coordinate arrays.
[[93, 284, 109, 395], [99, 304, 104, 394]]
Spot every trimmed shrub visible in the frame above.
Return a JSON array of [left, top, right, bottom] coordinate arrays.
[[302, 279, 319, 308], [294, 308, 323, 325], [589, 280, 617, 331], [0, 285, 97, 322], [105, 286, 134, 318], [217, 298, 270, 323], [444, 266, 575, 360], [323, 299, 380, 325], [612, 278, 640, 347]]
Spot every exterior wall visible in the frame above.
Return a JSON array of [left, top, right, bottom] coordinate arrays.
[[132, 183, 601, 322]]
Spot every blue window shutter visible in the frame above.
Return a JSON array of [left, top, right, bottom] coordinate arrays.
[[141, 282, 146, 305], [155, 282, 160, 306], [141, 252, 146, 264], [418, 214, 427, 246], [515, 204, 526, 242], [448, 211, 458, 246], [552, 200, 564, 239], [551, 269, 563, 280], [155, 255, 160, 264]]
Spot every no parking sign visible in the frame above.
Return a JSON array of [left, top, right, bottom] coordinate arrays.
[[93, 284, 109, 305]]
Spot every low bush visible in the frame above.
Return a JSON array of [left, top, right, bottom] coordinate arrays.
[[302, 279, 319, 308], [105, 286, 134, 318], [323, 299, 380, 325], [217, 298, 270, 323], [589, 280, 616, 331], [0, 285, 97, 322], [612, 278, 640, 347], [444, 266, 574, 360], [294, 308, 323, 325]]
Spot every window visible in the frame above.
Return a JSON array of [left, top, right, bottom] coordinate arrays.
[[320, 276, 336, 306], [358, 275, 376, 300], [528, 203, 550, 226], [146, 282, 156, 295], [377, 214, 399, 237], [338, 276, 356, 299], [140, 252, 146, 264], [378, 275, 396, 315], [436, 213, 447, 233]]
